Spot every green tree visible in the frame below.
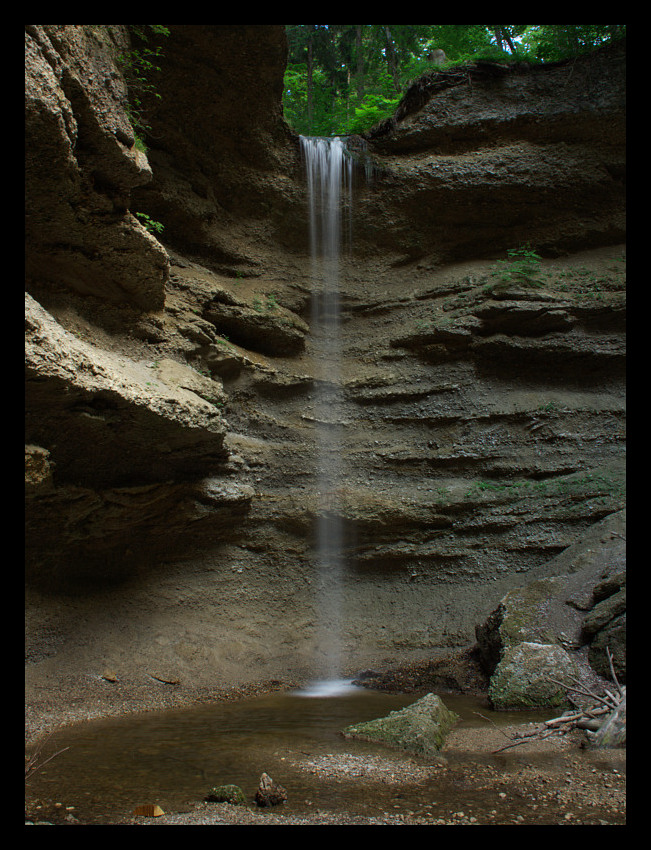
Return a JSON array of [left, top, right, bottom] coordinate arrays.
[[283, 24, 625, 137]]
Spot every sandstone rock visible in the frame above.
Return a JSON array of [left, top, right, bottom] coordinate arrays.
[[133, 804, 164, 817], [365, 40, 625, 263], [588, 613, 626, 684], [592, 570, 626, 604], [25, 25, 169, 309], [128, 25, 297, 264], [475, 510, 627, 691], [488, 642, 578, 709], [25, 293, 227, 488], [341, 693, 458, 757], [475, 578, 564, 676], [582, 588, 626, 639], [24, 26, 626, 710], [203, 299, 308, 356]]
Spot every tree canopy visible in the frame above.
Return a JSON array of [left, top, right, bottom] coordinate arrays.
[[283, 24, 625, 136]]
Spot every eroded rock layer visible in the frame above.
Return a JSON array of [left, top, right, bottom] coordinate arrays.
[[25, 26, 625, 707]]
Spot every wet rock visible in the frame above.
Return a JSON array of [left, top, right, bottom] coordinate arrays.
[[341, 692, 459, 757], [255, 773, 287, 807]]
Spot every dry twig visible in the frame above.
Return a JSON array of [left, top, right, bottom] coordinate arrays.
[[486, 646, 624, 753], [25, 727, 69, 781]]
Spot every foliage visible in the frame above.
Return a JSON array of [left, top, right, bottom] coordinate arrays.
[[117, 25, 170, 151], [283, 24, 625, 136], [490, 245, 544, 288], [134, 211, 164, 234]]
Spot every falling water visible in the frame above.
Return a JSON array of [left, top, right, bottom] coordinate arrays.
[[300, 136, 354, 693]]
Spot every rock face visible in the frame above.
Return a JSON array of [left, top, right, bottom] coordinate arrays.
[[25, 27, 625, 716], [363, 41, 625, 265], [128, 25, 297, 270], [25, 25, 169, 309], [475, 510, 626, 703]]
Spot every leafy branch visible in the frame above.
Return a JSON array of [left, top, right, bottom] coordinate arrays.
[[117, 25, 169, 151]]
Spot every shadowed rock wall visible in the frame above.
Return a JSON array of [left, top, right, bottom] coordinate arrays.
[[25, 27, 625, 708]]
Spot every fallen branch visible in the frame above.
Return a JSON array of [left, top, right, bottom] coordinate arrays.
[[487, 647, 624, 753], [606, 647, 623, 697], [25, 727, 69, 781]]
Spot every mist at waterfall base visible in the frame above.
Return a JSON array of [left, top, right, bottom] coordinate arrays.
[[298, 136, 357, 698]]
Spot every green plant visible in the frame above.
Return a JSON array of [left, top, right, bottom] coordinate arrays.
[[491, 245, 544, 288], [117, 25, 169, 151], [135, 211, 164, 234]]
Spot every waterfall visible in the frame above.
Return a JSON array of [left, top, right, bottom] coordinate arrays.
[[299, 136, 355, 695]]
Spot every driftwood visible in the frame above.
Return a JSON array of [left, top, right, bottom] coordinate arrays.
[[484, 648, 625, 753], [25, 726, 69, 780]]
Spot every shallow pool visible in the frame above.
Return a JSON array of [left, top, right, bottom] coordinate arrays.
[[25, 684, 620, 825]]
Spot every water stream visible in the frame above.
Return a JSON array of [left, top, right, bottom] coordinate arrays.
[[300, 136, 355, 687]]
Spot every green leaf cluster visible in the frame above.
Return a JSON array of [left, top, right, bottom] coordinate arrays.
[[117, 25, 170, 151], [491, 246, 544, 288]]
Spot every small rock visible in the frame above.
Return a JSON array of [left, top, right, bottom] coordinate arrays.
[[132, 804, 165, 817], [255, 772, 287, 807], [204, 784, 247, 806]]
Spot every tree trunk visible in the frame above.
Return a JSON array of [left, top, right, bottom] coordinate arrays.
[[307, 26, 314, 134], [355, 25, 364, 101], [383, 26, 401, 93]]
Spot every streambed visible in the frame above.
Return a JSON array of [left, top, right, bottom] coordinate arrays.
[[25, 685, 625, 826]]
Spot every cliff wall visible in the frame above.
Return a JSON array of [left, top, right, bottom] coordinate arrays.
[[25, 26, 625, 722]]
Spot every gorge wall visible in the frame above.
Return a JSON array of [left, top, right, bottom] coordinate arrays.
[[25, 26, 625, 718]]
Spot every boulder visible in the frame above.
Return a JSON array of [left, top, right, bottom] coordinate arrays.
[[488, 642, 578, 709], [341, 692, 458, 757]]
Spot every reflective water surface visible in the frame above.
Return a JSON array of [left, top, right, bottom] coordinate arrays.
[[25, 686, 621, 825]]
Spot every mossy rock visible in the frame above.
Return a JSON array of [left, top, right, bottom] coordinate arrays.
[[341, 692, 459, 757], [489, 641, 578, 709], [476, 578, 563, 675], [204, 784, 247, 805]]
